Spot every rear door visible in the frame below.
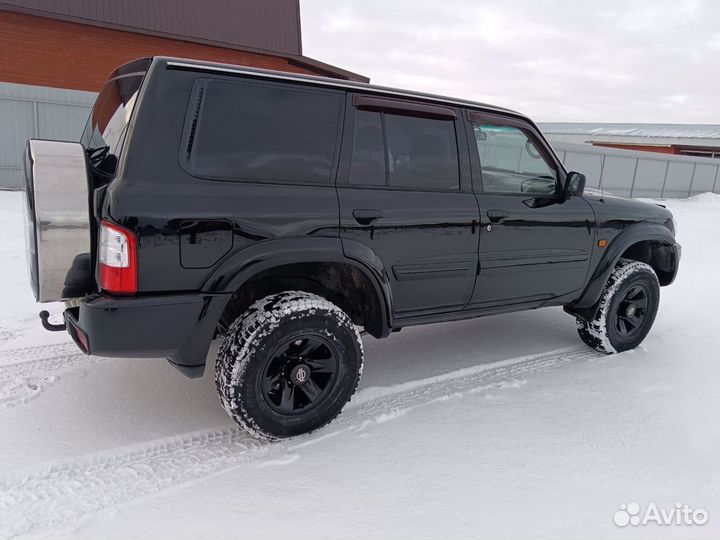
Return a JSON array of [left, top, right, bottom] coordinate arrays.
[[337, 95, 479, 319], [466, 111, 595, 307]]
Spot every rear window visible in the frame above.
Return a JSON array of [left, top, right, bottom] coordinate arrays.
[[80, 73, 144, 159], [186, 80, 343, 183]]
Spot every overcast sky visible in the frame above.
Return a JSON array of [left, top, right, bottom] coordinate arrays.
[[300, 0, 720, 123]]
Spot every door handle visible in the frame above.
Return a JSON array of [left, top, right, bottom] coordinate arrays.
[[353, 209, 383, 225], [487, 209, 509, 224]]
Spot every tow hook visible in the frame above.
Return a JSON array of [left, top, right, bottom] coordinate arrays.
[[39, 310, 66, 332]]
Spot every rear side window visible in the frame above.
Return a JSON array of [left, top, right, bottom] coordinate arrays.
[[186, 80, 343, 183], [349, 110, 385, 186], [349, 108, 460, 190], [385, 114, 459, 190]]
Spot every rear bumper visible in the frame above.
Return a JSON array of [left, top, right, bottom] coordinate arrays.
[[64, 293, 230, 375]]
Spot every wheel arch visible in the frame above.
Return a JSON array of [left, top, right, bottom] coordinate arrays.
[[203, 237, 393, 338], [571, 223, 679, 311]]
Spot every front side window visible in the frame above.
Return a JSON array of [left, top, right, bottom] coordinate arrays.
[[349, 109, 460, 190], [473, 124, 557, 194], [190, 81, 342, 183]]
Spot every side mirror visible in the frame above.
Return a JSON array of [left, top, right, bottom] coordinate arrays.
[[563, 171, 586, 200]]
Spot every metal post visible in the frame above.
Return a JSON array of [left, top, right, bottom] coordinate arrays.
[[598, 154, 606, 191], [660, 161, 670, 198], [32, 100, 39, 138], [713, 165, 720, 194], [629, 158, 639, 198], [688, 163, 697, 197]]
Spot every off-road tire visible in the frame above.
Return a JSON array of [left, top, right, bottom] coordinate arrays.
[[215, 291, 363, 441], [577, 259, 660, 354]]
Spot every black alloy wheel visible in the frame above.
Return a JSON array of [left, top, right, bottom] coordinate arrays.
[[261, 335, 339, 415], [615, 284, 649, 337]]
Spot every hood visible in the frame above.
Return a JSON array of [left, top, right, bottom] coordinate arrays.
[[583, 190, 674, 226]]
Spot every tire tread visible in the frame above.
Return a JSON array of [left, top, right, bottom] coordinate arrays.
[[576, 258, 659, 354], [215, 290, 363, 441]]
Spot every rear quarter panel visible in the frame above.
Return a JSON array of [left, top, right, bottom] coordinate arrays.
[[104, 62, 344, 293]]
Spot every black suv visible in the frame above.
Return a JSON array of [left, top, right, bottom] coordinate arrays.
[[23, 57, 680, 440]]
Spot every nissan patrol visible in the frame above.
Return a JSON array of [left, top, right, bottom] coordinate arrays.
[[23, 57, 680, 440]]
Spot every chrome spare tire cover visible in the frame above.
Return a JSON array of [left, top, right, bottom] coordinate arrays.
[[24, 139, 92, 303]]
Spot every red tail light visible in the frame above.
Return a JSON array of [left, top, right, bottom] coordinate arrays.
[[99, 220, 137, 294]]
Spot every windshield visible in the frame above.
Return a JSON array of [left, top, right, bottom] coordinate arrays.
[[80, 73, 144, 159]]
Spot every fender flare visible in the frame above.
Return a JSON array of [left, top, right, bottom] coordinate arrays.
[[202, 237, 394, 336], [571, 223, 679, 310]]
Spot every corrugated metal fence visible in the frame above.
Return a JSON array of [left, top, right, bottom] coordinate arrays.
[[0, 82, 95, 189], [552, 142, 720, 198], [2, 80, 720, 197]]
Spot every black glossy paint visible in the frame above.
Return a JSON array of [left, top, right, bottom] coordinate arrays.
[[464, 111, 596, 307], [336, 98, 478, 318], [179, 219, 234, 269], [67, 57, 679, 373], [471, 193, 594, 306]]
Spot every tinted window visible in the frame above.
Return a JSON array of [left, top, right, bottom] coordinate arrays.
[[473, 124, 557, 194], [386, 114, 459, 190], [191, 81, 342, 183], [349, 110, 385, 186], [81, 74, 144, 158], [349, 108, 460, 190]]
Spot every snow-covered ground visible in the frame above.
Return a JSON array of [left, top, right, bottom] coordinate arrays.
[[0, 190, 718, 539]]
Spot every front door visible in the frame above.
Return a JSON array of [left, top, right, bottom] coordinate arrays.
[[337, 96, 479, 319], [466, 112, 595, 308]]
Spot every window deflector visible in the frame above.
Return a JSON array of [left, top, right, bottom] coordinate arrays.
[[352, 94, 457, 120]]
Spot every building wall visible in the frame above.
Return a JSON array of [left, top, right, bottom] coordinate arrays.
[[0, 9, 323, 189], [592, 142, 720, 159], [0, 0, 302, 56], [592, 142, 677, 155], [0, 7, 367, 190], [0, 11, 316, 92], [543, 131, 720, 151]]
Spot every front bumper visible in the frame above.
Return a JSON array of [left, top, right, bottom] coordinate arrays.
[[669, 242, 682, 284], [64, 293, 230, 375]]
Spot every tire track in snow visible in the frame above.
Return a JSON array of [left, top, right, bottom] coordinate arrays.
[[0, 342, 79, 364], [0, 342, 100, 408], [0, 346, 599, 538]]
